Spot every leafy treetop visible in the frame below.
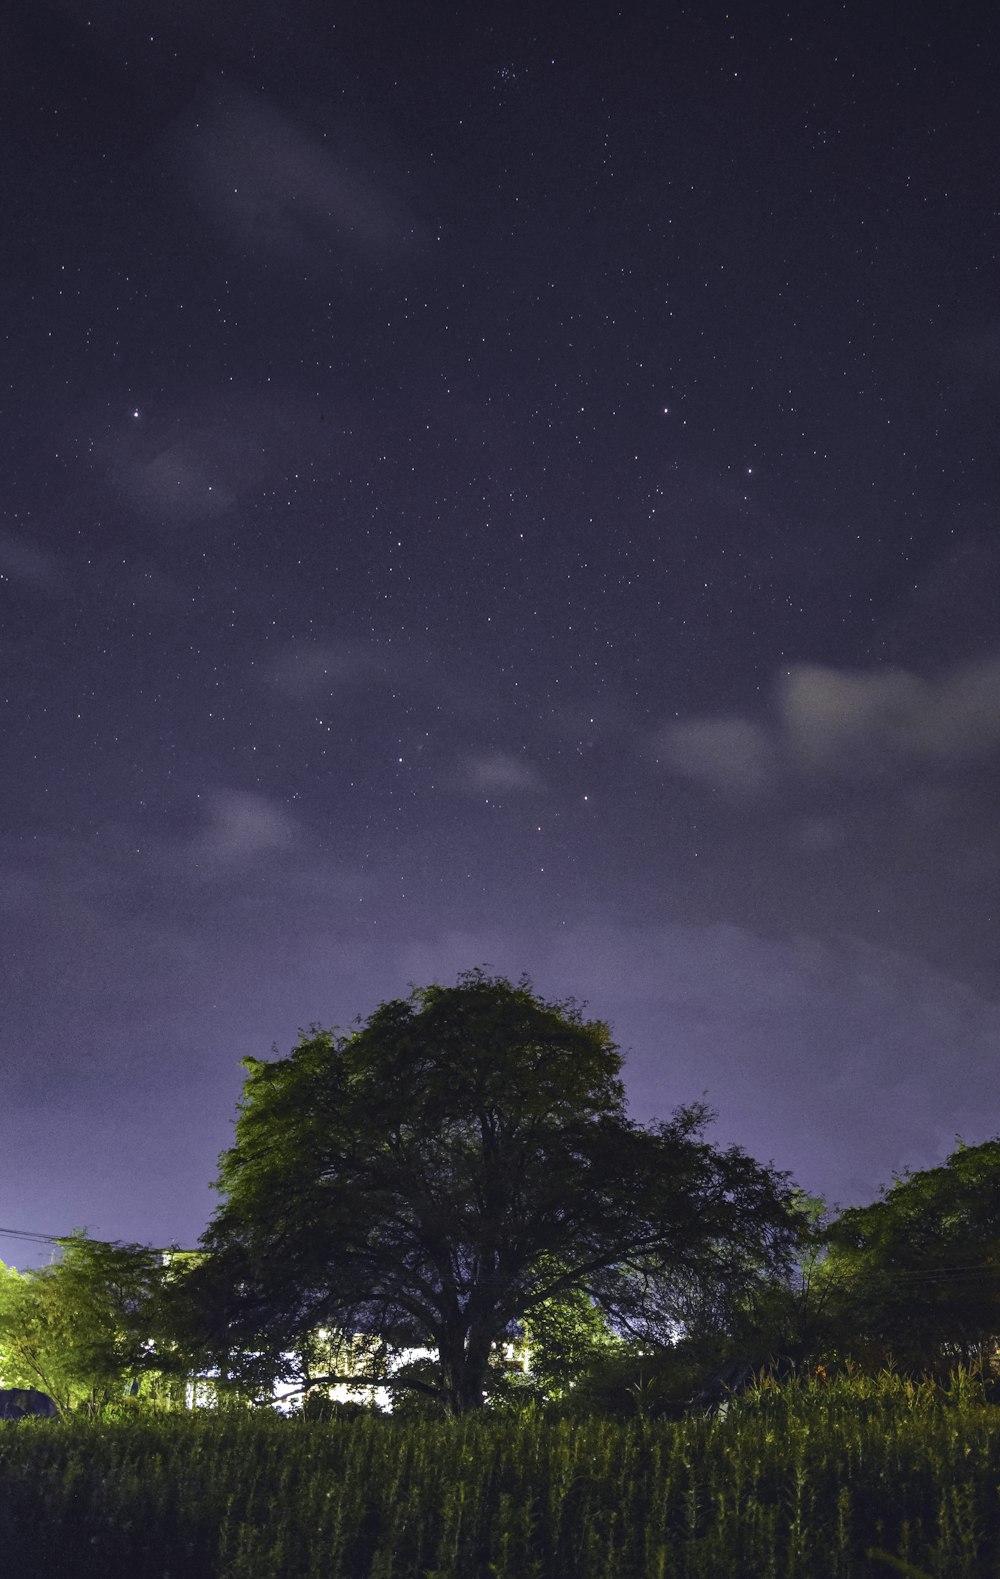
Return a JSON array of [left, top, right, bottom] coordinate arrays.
[[196, 971, 800, 1413]]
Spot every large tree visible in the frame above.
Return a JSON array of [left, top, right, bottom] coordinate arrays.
[[195, 972, 800, 1413]]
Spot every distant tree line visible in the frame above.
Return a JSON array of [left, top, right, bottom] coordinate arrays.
[[2, 973, 998, 1417]]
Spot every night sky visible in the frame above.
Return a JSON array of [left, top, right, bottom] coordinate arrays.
[[4, 1, 999, 1265]]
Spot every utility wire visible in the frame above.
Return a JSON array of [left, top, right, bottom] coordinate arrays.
[[0, 1226, 67, 1245], [0, 1226, 198, 1254]]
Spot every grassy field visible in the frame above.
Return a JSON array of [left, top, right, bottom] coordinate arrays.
[[0, 1373, 997, 1577]]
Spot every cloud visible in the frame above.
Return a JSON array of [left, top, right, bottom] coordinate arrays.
[[270, 641, 386, 698], [926, 657, 1000, 758], [654, 716, 776, 795], [169, 82, 422, 263], [100, 398, 255, 529], [655, 652, 1000, 797], [460, 752, 542, 794], [950, 319, 1000, 385], [0, 532, 63, 592], [266, 635, 486, 718], [790, 816, 846, 852], [124, 444, 235, 525], [103, 387, 337, 532], [192, 789, 299, 868], [781, 665, 929, 773], [781, 657, 1000, 773]]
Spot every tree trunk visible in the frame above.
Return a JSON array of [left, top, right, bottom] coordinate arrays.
[[438, 1321, 494, 1415]]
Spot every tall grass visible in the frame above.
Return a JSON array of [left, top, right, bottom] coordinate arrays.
[[0, 1372, 996, 1577]]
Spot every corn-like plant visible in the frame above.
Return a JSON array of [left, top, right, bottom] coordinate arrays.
[[0, 1371, 997, 1577]]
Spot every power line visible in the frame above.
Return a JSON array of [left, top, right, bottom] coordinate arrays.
[[0, 1226, 198, 1254], [0, 1226, 66, 1245]]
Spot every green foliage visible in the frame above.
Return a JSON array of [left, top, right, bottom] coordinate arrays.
[[194, 972, 800, 1413], [821, 1137, 1000, 1373], [519, 1260, 622, 1399], [0, 1234, 178, 1414], [0, 1373, 997, 1576], [677, 1192, 842, 1376], [538, 1341, 699, 1420]]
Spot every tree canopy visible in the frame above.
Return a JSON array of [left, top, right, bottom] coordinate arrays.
[[195, 971, 800, 1413], [820, 1136, 1000, 1373], [0, 1233, 171, 1413]]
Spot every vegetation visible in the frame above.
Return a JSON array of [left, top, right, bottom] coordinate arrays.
[[819, 1138, 1000, 1374], [191, 971, 800, 1414], [0, 1372, 997, 1577], [2, 981, 1000, 1574], [0, 1233, 179, 1414]]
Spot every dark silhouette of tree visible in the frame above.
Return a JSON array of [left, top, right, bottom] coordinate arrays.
[[821, 1137, 1000, 1374], [192, 971, 800, 1414]]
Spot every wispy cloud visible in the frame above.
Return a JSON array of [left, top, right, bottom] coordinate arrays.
[[265, 636, 487, 720], [459, 751, 543, 795], [949, 319, 1000, 386], [191, 789, 299, 868], [0, 532, 64, 593], [782, 657, 1000, 773], [168, 81, 423, 264], [655, 652, 1000, 796], [270, 640, 387, 698], [119, 441, 235, 526], [654, 716, 775, 796]]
